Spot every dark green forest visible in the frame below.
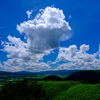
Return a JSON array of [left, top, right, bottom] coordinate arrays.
[[0, 79, 45, 100]]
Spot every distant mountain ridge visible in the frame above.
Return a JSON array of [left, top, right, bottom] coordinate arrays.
[[0, 70, 99, 78], [33, 70, 81, 75], [0, 71, 36, 75], [0, 70, 81, 76]]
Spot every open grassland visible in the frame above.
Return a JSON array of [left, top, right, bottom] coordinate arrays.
[[38, 81, 81, 100], [53, 84, 100, 100]]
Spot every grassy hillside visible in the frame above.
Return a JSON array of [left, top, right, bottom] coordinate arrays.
[[53, 84, 100, 100], [38, 81, 81, 100]]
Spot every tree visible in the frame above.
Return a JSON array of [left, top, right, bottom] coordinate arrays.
[[0, 79, 45, 100]]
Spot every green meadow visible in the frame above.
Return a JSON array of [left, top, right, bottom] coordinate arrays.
[[53, 84, 100, 100], [38, 81, 100, 100], [38, 81, 81, 100]]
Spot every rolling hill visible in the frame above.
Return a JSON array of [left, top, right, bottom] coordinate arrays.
[[64, 70, 100, 84], [42, 75, 62, 81], [53, 84, 100, 100]]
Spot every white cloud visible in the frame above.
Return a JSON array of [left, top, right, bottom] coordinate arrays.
[[17, 7, 71, 52], [3, 59, 50, 72], [26, 10, 33, 19], [0, 62, 5, 71], [1, 35, 51, 72], [55, 44, 100, 70], [1, 6, 100, 71], [60, 32, 72, 41], [80, 44, 89, 53], [1, 7, 71, 72], [56, 45, 77, 62], [0, 62, 3, 68], [69, 15, 71, 19]]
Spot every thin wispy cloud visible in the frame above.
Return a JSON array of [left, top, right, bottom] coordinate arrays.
[[69, 15, 71, 19]]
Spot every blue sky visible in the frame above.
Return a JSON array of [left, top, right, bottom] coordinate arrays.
[[0, 0, 100, 72]]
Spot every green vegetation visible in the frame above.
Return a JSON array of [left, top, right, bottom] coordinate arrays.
[[0, 79, 45, 100], [64, 70, 100, 84], [53, 84, 100, 100], [38, 81, 81, 100], [58, 75, 68, 79], [0, 79, 100, 100], [0, 74, 48, 85], [0, 70, 99, 100]]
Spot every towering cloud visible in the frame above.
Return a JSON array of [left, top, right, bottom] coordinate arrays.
[[1, 7, 71, 72], [17, 7, 71, 52]]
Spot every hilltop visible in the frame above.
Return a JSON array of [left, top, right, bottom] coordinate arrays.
[[64, 70, 100, 84]]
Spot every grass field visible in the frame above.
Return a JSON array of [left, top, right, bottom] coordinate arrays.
[[38, 81, 81, 100], [38, 81, 100, 100], [53, 84, 100, 100]]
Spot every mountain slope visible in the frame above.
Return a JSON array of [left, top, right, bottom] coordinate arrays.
[[64, 70, 100, 84]]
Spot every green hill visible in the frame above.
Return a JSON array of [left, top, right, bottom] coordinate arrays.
[[38, 81, 81, 100], [42, 75, 62, 81], [64, 70, 100, 84], [53, 84, 100, 100]]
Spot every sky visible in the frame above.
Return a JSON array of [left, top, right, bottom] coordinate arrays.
[[0, 0, 100, 72]]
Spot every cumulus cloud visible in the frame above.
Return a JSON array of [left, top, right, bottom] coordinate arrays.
[[26, 10, 33, 19], [17, 7, 71, 52], [1, 35, 50, 72], [1, 6, 100, 71], [3, 59, 50, 72], [1, 7, 71, 72], [80, 44, 89, 53], [55, 44, 100, 70], [56, 45, 77, 62]]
